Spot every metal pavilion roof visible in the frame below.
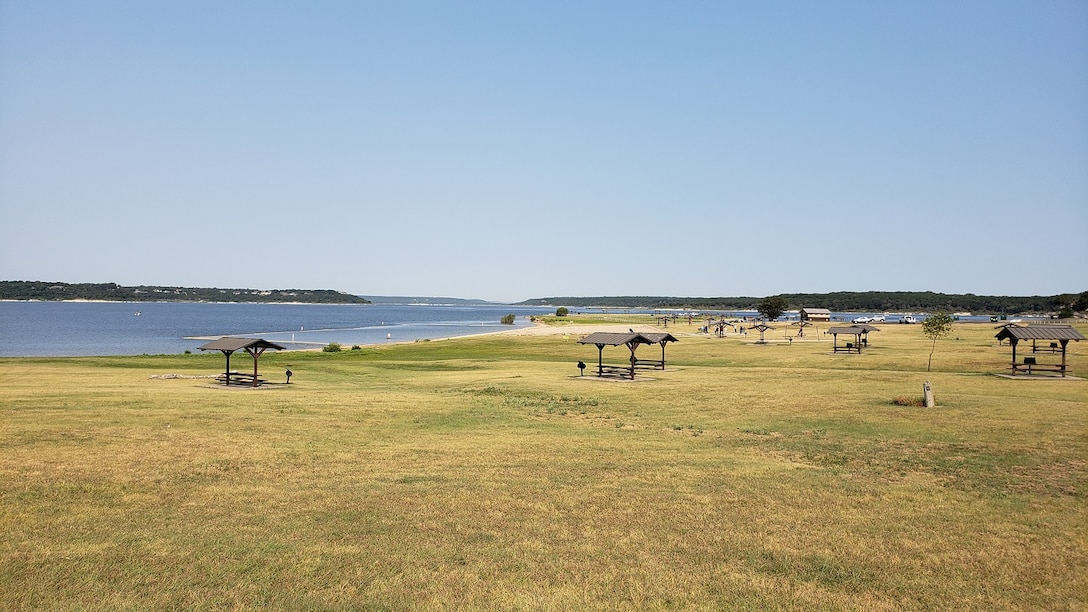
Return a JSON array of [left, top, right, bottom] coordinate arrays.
[[994, 325, 1086, 342], [826, 325, 867, 335], [198, 337, 287, 352], [577, 332, 653, 346], [641, 332, 679, 344]]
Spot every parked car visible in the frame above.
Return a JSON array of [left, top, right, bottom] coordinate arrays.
[[852, 316, 871, 323], [899, 315, 917, 324], [869, 315, 886, 323]]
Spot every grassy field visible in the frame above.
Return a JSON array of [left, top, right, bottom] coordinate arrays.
[[2, 317, 1086, 609]]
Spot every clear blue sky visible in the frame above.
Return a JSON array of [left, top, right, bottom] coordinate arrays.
[[2, 1, 1085, 302]]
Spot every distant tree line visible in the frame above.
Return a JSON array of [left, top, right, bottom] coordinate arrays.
[[520, 291, 1088, 315], [519, 296, 760, 309], [0, 281, 371, 304]]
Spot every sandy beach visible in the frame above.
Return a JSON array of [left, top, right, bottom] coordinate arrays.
[[495, 321, 672, 338], [318, 321, 675, 351]]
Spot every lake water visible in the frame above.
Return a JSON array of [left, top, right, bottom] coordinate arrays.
[[0, 301, 555, 357], [0, 301, 1029, 357]]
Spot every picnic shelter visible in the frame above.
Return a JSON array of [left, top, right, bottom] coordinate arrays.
[[198, 337, 286, 386], [749, 323, 775, 342], [791, 320, 815, 337], [577, 331, 678, 379], [854, 323, 881, 342], [707, 318, 735, 337], [994, 324, 1084, 377], [826, 325, 879, 353], [641, 332, 680, 370]]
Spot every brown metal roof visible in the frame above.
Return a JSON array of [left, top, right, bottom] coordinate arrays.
[[198, 337, 287, 352], [826, 326, 866, 335], [801, 308, 831, 314], [641, 332, 679, 343], [994, 325, 1086, 342], [577, 332, 653, 346]]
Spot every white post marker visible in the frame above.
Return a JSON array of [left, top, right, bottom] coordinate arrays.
[[923, 381, 935, 408]]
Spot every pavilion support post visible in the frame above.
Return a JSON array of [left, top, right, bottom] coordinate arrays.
[[596, 344, 605, 377], [224, 350, 234, 385], [627, 341, 639, 380], [1061, 340, 1069, 377], [247, 347, 266, 387], [1011, 338, 1018, 373], [659, 341, 667, 370]]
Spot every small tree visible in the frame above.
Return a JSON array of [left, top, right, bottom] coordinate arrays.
[[757, 296, 789, 321], [921, 312, 954, 372], [555, 307, 569, 317], [500, 313, 516, 325]]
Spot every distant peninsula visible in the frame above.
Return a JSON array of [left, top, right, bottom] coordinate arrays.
[[519, 291, 1088, 315], [0, 281, 370, 304]]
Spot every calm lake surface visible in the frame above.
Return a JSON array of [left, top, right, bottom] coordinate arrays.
[[0, 301, 1019, 357], [0, 301, 555, 357]]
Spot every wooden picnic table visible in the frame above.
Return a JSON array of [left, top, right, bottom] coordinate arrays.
[[217, 371, 266, 385], [1009, 359, 1069, 376]]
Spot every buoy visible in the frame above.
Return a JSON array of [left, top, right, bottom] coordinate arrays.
[[387, 333, 392, 339]]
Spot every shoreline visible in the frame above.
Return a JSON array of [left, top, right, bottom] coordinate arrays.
[[0, 299, 372, 306], [194, 321, 667, 354], [4, 299, 1077, 358]]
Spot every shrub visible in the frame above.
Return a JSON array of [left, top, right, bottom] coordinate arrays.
[[501, 314, 516, 325], [322, 342, 342, 352], [351, 345, 361, 350], [891, 396, 924, 407], [556, 307, 569, 317]]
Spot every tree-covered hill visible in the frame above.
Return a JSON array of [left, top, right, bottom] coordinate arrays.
[[0, 281, 370, 304], [519, 291, 1088, 315]]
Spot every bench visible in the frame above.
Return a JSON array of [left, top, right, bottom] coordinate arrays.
[[633, 358, 665, 370], [596, 364, 636, 379], [834, 342, 862, 354], [217, 371, 266, 385], [1010, 360, 1068, 376]]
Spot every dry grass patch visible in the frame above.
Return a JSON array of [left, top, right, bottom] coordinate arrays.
[[2, 319, 1086, 609]]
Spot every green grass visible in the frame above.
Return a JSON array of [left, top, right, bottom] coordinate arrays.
[[2, 318, 1086, 609]]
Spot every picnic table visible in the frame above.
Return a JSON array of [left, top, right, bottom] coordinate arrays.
[[1009, 358, 1069, 376], [216, 371, 266, 385]]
